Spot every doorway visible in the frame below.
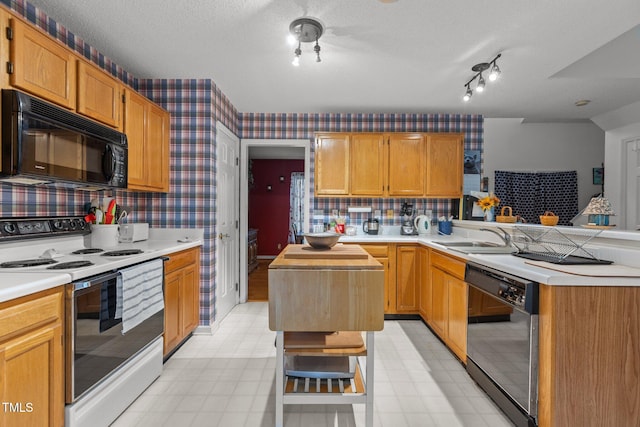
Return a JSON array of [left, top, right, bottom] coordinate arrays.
[[215, 123, 240, 322], [239, 139, 310, 302], [624, 137, 640, 230]]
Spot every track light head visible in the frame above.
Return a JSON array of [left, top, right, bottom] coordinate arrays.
[[489, 63, 501, 81], [476, 74, 486, 92], [463, 85, 472, 102]]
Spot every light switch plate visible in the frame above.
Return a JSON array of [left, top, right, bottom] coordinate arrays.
[[386, 209, 394, 219]]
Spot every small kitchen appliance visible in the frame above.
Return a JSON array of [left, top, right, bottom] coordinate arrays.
[[413, 211, 432, 235], [400, 202, 418, 235], [118, 223, 150, 243], [1, 89, 128, 189], [362, 218, 379, 235]]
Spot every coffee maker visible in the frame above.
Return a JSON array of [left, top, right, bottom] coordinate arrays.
[[400, 202, 418, 235]]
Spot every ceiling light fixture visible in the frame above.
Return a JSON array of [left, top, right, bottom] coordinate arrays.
[[462, 53, 502, 102], [289, 17, 324, 66]]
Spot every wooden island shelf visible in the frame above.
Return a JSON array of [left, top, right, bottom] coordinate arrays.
[[269, 244, 384, 427]]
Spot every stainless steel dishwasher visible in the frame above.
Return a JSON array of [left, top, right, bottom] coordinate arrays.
[[465, 262, 539, 427]]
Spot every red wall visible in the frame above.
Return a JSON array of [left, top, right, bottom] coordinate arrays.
[[248, 159, 304, 256]]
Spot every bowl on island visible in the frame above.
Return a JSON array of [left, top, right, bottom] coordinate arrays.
[[303, 232, 341, 249]]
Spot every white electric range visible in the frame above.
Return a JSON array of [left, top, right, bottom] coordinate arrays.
[[0, 216, 200, 427]]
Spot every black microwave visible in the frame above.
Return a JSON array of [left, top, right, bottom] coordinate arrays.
[[1, 89, 127, 189]]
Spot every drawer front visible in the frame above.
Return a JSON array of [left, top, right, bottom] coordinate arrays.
[[356, 244, 388, 258], [0, 287, 63, 341], [165, 247, 199, 274], [430, 249, 465, 280]]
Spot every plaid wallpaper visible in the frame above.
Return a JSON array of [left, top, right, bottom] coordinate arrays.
[[239, 113, 484, 225]]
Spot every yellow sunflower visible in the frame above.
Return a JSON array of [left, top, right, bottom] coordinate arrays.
[[476, 194, 500, 211]]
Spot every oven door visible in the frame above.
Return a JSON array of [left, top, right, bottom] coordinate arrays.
[[467, 285, 538, 426], [66, 270, 163, 402]]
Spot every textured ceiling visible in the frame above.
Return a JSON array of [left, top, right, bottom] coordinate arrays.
[[24, 0, 640, 121]]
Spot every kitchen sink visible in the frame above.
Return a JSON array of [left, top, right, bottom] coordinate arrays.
[[435, 241, 501, 247], [433, 241, 517, 254]]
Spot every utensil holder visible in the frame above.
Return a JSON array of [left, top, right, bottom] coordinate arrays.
[[90, 224, 119, 248], [438, 221, 452, 235]]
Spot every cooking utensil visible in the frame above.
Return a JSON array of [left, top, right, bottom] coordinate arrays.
[[95, 208, 104, 224], [104, 199, 117, 224]]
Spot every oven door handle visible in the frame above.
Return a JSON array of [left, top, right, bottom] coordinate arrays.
[[72, 270, 120, 291]]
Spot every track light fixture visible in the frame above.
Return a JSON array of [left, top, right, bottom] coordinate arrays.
[[462, 53, 502, 102], [289, 17, 324, 66]]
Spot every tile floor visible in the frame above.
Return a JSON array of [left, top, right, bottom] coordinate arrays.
[[111, 302, 514, 427]]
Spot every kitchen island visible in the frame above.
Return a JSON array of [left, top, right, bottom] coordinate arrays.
[[268, 243, 384, 427]]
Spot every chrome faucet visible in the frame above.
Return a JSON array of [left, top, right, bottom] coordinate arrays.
[[479, 227, 512, 246]]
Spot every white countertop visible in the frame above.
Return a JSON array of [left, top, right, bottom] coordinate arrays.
[[0, 228, 203, 303], [339, 223, 640, 287]]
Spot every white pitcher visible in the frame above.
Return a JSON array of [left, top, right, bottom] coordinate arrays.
[[414, 215, 431, 235]]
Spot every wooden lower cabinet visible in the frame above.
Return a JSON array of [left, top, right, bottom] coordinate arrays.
[[163, 247, 201, 356], [0, 287, 64, 427], [395, 245, 419, 312], [350, 244, 394, 313], [418, 246, 430, 319], [427, 249, 467, 362]]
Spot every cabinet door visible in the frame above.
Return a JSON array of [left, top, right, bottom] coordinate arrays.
[[1, 324, 63, 427], [447, 276, 467, 362], [124, 89, 170, 192], [387, 134, 425, 196], [181, 263, 200, 336], [350, 133, 385, 196], [315, 134, 350, 196], [146, 102, 170, 191], [418, 246, 431, 320], [430, 267, 448, 339], [9, 18, 76, 109], [396, 245, 418, 312], [124, 89, 147, 187], [425, 134, 463, 197], [77, 60, 122, 128], [163, 269, 181, 355], [0, 288, 64, 427]]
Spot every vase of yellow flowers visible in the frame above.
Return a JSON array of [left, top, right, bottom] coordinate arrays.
[[476, 193, 500, 222]]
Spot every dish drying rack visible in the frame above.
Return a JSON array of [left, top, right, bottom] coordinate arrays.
[[511, 225, 610, 264]]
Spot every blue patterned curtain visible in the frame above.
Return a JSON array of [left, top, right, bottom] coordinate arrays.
[[494, 171, 578, 225]]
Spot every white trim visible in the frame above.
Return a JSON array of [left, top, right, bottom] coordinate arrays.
[[239, 139, 311, 303], [215, 121, 241, 318]]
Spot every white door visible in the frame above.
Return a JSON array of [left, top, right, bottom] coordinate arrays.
[[215, 124, 240, 321], [625, 137, 640, 230]]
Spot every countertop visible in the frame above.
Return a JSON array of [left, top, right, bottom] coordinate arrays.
[[338, 223, 640, 287], [0, 228, 203, 303]]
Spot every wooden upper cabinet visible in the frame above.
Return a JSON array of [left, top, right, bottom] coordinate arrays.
[[9, 17, 76, 109], [77, 60, 122, 128], [124, 89, 170, 192], [350, 133, 385, 196], [315, 133, 350, 196], [387, 133, 425, 196], [426, 133, 463, 197], [146, 102, 170, 191]]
